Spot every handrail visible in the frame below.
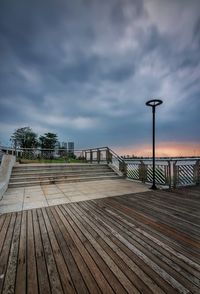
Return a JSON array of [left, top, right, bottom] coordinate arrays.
[[1, 147, 87, 152], [124, 157, 200, 162], [83, 146, 108, 152], [108, 148, 124, 163], [84, 147, 124, 162]]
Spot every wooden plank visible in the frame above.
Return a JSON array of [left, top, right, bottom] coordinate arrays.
[[0, 214, 11, 255], [0, 213, 16, 293], [57, 205, 127, 294], [113, 195, 200, 254], [155, 190, 200, 208], [126, 197, 200, 237], [0, 214, 6, 233], [103, 197, 200, 250], [173, 187, 200, 198], [15, 211, 27, 294], [126, 192, 200, 221], [45, 206, 89, 294], [61, 203, 150, 294], [27, 210, 38, 294], [124, 191, 200, 218], [41, 207, 76, 294], [113, 195, 200, 240], [95, 199, 200, 281], [2, 212, 21, 294], [54, 205, 115, 294], [66, 202, 153, 294], [71, 201, 177, 294], [52, 206, 102, 294], [32, 209, 51, 294], [0, 185, 200, 293], [37, 208, 64, 294], [97, 196, 200, 264], [84, 201, 200, 293], [87, 195, 199, 292]]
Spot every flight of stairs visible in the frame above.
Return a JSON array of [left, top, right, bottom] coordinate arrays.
[[9, 163, 120, 188]]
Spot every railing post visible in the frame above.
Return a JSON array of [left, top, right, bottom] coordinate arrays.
[[167, 161, 172, 190], [139, 161, 147, 183], [90, 150, 93, 163], [194, 160, 200, 185], [106, 148, 112, 164], [173, 161, 177, 189], [119, 161, 127, 176], [97, 149, 101, 164]]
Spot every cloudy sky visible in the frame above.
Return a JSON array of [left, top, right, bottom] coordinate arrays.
[[0, 0, 200, 156]]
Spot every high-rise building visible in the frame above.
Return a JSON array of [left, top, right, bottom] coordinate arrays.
[[61, 142, 68, 149], [68, 142, 74, 153]]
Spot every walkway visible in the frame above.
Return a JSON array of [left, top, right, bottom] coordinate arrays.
[[0, 186, 199, 293], [0, 179, 149, 214]]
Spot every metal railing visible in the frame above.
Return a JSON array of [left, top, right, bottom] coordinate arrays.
[[0, 151, 3, 166], [0, 146, 86, 163], [84, 147, 125, 172], [1, 145, 199, 188], [125, 159, 171, 187], [125, 158, 200, 188], [173, 160, 200, 188]]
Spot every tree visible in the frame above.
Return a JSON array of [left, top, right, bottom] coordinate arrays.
[[10, 127, 38, 149], [39, 133, 58, 149]]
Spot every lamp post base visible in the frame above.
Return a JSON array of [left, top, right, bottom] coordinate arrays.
[[150, 185, 158, 190]]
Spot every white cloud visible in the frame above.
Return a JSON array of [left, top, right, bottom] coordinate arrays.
[[144, 0, 200, 51], [0, 0, 200, 148], [18, 67, 42, 86]]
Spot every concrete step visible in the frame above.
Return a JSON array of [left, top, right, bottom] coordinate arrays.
[[12, 167, 111, 174], [12, 166, 111, 173], [9, 163, 121, 188], [10, 171, 114, 183], [8, 175, 120, 188], [11, 169, 114, 178], [13, 163, 108, 169]]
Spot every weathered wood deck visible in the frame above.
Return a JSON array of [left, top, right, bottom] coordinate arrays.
[[0, 186, 200, 293]]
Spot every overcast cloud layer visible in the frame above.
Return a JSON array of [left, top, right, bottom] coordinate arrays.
[[0, 0, 200, 153]]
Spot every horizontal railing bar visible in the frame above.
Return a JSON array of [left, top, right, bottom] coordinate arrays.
[[124, 158, 200, 162]]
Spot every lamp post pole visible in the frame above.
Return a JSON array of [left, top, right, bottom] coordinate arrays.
[[146, 99, 163, 190]]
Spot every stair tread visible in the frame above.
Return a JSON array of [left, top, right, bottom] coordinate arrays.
[[10, 172, 115, 181], [9, 163, 121, 188], [8, 175, 120, 187], [12, 168, 110, 173], [13, 164, 108, 168]]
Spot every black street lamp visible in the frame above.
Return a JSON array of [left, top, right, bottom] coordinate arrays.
[[146, 99, 163, 190]]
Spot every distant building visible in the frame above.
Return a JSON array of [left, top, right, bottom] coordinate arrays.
[[68, 142, 74, 153], [55, 141, 61, 149], [61, 142, 68, 149], [54, 141, 61, 156]]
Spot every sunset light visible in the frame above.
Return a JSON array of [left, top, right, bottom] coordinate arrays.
[[116, 142, 200, 157]]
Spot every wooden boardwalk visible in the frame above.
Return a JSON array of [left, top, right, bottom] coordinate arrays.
[[0, 186, 200, 293]]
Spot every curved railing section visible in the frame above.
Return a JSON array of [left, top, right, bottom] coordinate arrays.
[[84, 147, 126, 175]]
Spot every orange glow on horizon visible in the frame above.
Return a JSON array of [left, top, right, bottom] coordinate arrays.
[[115, 142, 200, 157]]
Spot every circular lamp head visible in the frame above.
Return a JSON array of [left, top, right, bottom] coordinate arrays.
[[146, 99, 163, 107]]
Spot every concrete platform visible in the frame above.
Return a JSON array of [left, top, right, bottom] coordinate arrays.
[[0, 179, 149, 214]]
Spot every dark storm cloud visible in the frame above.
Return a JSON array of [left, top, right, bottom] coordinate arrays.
[[0, 0, 200, 151]]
